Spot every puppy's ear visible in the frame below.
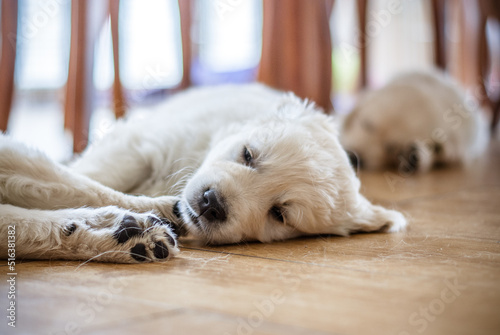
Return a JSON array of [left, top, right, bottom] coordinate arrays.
[[324, 194, 407, 236], [343, 195, 407, 234]]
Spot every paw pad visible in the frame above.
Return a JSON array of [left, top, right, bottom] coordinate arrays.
[[153, 241, 169, 259], [114, 215, 142, 244], [130, 243, 148, 262]]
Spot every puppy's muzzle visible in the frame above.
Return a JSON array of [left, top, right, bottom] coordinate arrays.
[[198, 189, 227, 222]]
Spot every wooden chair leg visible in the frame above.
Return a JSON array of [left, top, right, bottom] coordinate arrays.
[[356, 0, 368, 88], [0, 0, 18, 131], [65, 0, 99, 153], [110, 0, 126, 118], [178, 0, 192, 89], [431, 0, 447, 70], [258, 0, 333, 112], [64, 2, 78, 134]]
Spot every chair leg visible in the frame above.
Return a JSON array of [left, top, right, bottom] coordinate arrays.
[[65, 0, 104, 153], [0, 0, 18, 132], [110, 0, 126, 118], [258, 0, 333, 112], [65, 0, 91, 153], [431, 0, 447, 70], [356, 0, 368, 88], [178, 0, 192, 89], [64, 2, 78, 134]]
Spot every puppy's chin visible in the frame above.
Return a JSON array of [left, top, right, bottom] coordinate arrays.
[[177, 202, 204, 236], [176, 200, 226, 244]]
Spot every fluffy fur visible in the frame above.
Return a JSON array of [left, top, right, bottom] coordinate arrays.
[[341, 71, 488, 173], [1, 84, 406, 263]]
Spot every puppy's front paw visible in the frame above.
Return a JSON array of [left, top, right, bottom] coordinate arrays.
[[61, 208, 180, 263], [112, 214, 179, 262]]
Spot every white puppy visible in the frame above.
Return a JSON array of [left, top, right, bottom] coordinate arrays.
[[0, 84, 406, 263], [341, 71, 488, 173]]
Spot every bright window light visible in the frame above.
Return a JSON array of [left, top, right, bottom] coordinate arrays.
[[197, 0, 262, 72], [15, 0, 70, 90], [119, 0, 183, 89]]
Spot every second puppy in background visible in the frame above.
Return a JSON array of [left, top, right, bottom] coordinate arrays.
[[340, 71, 488, 173]]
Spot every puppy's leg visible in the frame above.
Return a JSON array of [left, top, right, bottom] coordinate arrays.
[[70, 122, 157, 192], [0, 137, 181, 224], [0, 204, 178, 263]]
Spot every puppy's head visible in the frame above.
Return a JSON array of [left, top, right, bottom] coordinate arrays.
[[340, 90, 400, 170], [179, 94, 407, 244]]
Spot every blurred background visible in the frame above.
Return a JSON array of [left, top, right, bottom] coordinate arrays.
[[0, 0, 499, 161]]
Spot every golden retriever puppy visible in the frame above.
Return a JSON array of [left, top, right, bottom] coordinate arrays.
[[1, 84, 406, 263], [341, 71, 488, 173]]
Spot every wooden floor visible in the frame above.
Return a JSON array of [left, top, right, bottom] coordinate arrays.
[[2, 139, 499, 335]]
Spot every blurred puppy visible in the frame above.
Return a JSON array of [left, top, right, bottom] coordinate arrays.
[[341, 71, 488, 173]]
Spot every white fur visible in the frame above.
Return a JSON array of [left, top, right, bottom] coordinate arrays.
[[341, 71, 489, 172], [0, 84, 407, 263]]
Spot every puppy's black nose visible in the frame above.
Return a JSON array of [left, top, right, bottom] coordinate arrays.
[[347, 151, 362, 169], [198, 189, 227, 222]]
